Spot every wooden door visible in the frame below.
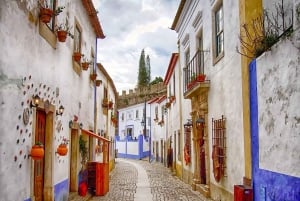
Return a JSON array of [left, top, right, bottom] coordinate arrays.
[[34, 110, 46, 201]]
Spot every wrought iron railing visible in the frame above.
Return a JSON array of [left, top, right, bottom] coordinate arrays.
[[183, 49, 205, 93]]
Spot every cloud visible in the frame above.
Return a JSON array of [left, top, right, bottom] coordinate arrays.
[[95, 0, 180, 93]]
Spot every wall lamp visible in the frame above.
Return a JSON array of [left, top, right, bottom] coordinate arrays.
[[56, 105, 64, 116], [184, 119, 193, 128], [30, 94, 40, 108]]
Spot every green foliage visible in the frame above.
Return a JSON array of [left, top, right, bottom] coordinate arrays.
[[150, 77, 163, 85], [137, 49, 151, 88], [79, 135, 88, 163], [137, 49, 148, 87]]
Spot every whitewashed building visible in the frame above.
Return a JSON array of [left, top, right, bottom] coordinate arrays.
[[170, 0, 300, 200], [0, 0, 117, 200], [149, 95, 168, 163], [171, 0, 248, 200], [163, 53, 192, 176]]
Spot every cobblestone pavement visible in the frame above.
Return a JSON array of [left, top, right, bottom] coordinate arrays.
[[69, 159, 213, 201]]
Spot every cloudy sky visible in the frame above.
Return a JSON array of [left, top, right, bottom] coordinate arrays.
[[93, 0, 180, 93]]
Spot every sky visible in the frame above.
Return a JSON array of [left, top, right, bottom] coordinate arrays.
[[93, 0, 180, 93]]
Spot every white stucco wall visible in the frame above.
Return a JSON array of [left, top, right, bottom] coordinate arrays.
[[256, 35, 300, 178], [0, 0, 112, 200], [175, 0, 244, 193], [127, 141, 139, 155]]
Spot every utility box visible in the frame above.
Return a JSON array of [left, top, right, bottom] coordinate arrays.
[[234, 185, 253, 201], [87, 162, 109, 196]]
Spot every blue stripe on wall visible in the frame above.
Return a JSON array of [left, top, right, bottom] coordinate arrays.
[[54, 179, 69, 201], [249, 60, 300, 201]]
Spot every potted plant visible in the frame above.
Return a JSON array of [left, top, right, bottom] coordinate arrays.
[[79, 135, 88, 166], [73, 52, 83, 63], [30, 142, 44, 160], [56, 18, 74, 42], [95, 79, 102, 86], [102, 98, 108, 107], [56, 137, 69, 156], [81, 56, 90, 70], [108, 101, 114, 109], [90, 73, 97, 81], [196, 73, 206, 82], [38, 0, 64, 24]]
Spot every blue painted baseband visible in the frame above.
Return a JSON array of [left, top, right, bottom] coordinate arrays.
[[249, 60, 300, 201]]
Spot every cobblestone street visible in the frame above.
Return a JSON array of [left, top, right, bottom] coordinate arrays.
[[69, 159, 212, 201]]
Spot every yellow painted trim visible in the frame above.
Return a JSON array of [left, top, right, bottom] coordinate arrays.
[[239, 0, 263, 180]]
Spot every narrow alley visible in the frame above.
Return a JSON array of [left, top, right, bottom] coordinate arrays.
[[69, 159, 212, 201]]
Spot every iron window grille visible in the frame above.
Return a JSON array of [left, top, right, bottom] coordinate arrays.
[[212, 115, 226, 182]]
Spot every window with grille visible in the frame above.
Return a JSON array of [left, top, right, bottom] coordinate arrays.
[[184, 126, 191, 165], [212, 115, 226, 182]]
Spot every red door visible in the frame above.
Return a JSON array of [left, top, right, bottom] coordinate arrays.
[[34, 110, 46, 201]]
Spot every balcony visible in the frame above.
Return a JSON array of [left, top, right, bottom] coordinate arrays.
[[183, 50, 209, 98]]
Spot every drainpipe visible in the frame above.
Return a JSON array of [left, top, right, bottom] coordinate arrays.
[[94, 37, 98, 134], [177, 40, 184, 180]]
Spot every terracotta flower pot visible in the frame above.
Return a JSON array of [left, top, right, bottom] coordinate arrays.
[[95, 79, 102, 86], [40, 8, 53, 24], [57, 144, 68, 156], [30, 145, 44, 160], [81, 62, 89, 70], [73, 52, 82, 62], [90, 73, 97, 81], [57, 30, 67, 42]]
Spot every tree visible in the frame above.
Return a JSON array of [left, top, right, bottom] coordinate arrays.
[[146, 55, 151, 84], [137, 49, 148, 87], [150, 76, 163, 85]]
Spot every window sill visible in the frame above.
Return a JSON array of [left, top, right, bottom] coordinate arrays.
[[39, 21, 56, 49], [72, 60, 82, 76], [212, 51, 224, 65]]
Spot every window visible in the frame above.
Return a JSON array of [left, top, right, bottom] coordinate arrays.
[[154, 106, 158, 121], [38, 0, 58, 48], [136, 110, 139, 119], [212, 115, 226, 182], [121, 113, 124, 121], [74, 24, 82, 53], [177, 130, 181, 161], [212, 2, 224, 63], [173, 74, 176, 97]]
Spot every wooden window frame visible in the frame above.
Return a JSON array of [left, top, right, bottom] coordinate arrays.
[[212, 1, 224, 64], [72, 20, 82, 75]]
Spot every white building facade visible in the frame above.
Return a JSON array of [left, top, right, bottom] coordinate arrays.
[[0, 0, 117, 200]]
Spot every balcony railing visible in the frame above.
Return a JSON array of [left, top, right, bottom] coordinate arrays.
[[183, 49, 205, 93]]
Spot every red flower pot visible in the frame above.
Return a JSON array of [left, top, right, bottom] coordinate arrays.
[[196, 74, 206, 82], [30, 145, 44, 160], [81, 62, 89, 70], [57, 144, 68, 156], [57, 30, 67, 42], [40, 8, 53, 24], [73, 52, 81, 62]]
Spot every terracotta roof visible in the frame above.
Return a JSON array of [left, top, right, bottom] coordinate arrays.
[[148, 97, 160, 104], [81, 0, 105, 39], [156, 95, 167, 104], [163, 53, 179, 85], [171, 0, 186, 30]]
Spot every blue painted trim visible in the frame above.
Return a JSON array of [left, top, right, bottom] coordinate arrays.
[[250, 60, 300, 201], [24, 198, 31, 201], [54, 179, 69, 201]]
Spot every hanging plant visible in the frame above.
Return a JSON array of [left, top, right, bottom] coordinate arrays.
[[56, 137, 69, 156], [30, 142, 44, 160]]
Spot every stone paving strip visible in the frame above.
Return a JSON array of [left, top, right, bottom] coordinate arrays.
[[69, 159, 213, 201]]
